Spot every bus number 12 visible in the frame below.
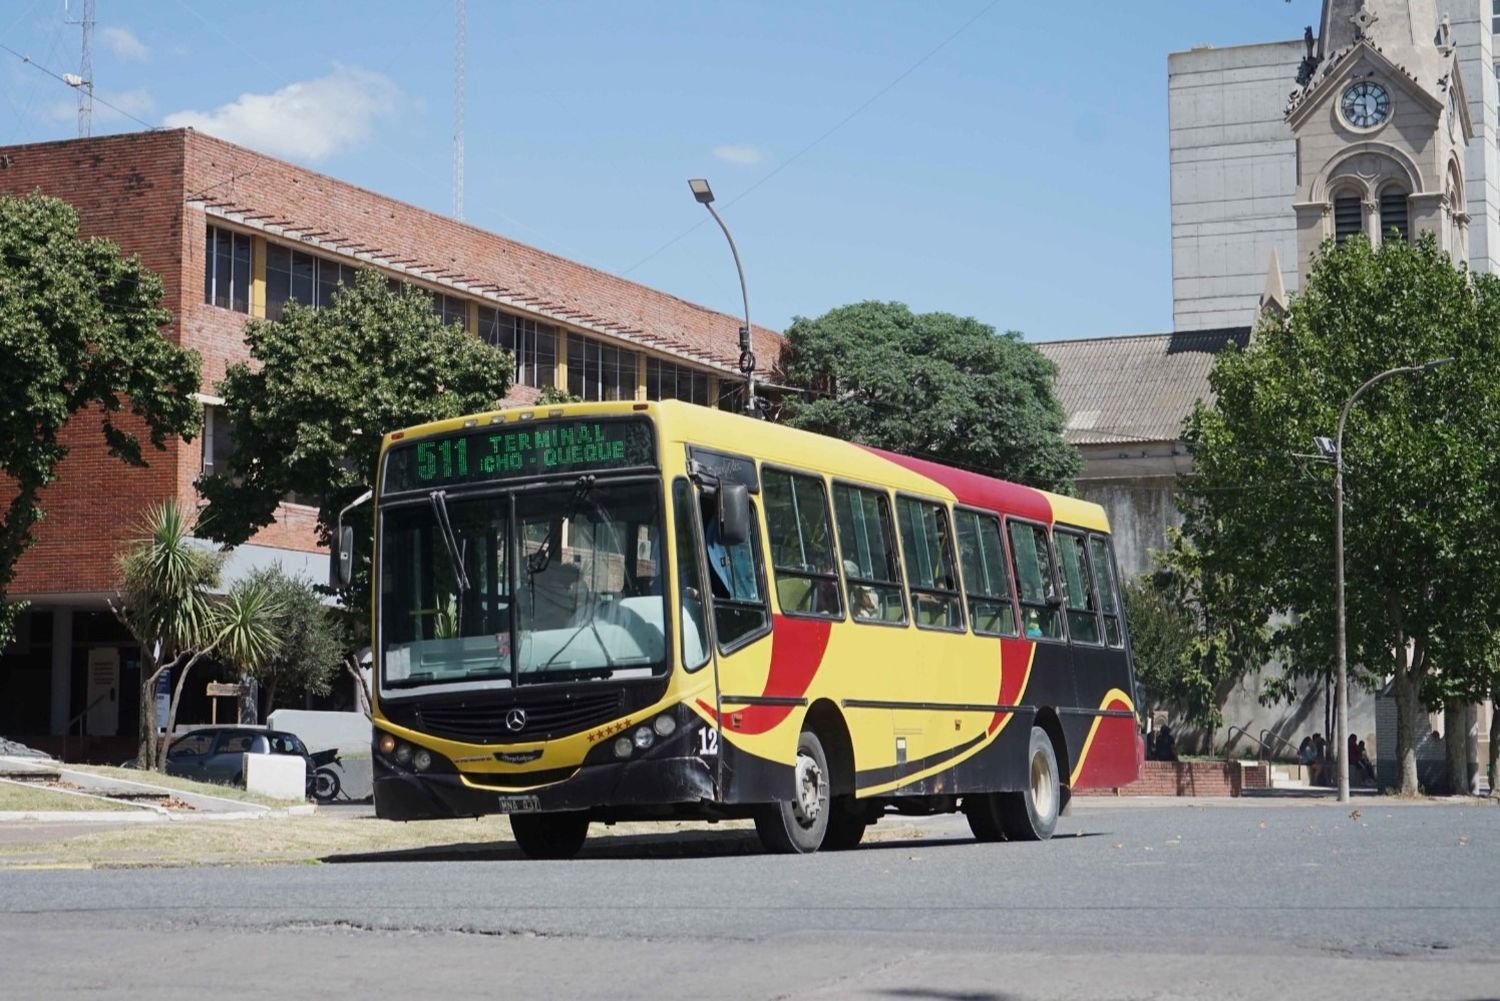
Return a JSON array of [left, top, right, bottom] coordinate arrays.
[[698, 727, 719, 756]]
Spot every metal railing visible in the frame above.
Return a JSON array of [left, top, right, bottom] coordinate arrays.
[[1258, 728, 1302, 762], [1223, 724, 1270, 760]]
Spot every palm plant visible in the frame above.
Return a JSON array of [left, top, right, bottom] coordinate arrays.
[[113, 500, 283, 770]]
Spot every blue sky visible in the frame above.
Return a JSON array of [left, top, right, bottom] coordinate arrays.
[[1, 1, 1323, 341]]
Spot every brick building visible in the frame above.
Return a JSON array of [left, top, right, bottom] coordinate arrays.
[[0, 128, 781, 756]]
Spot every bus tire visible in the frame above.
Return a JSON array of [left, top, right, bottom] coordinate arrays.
[[822, 796, 868, 851], [754, 729, 831, 854], [962, 792, 1007, 842], [510, 812, 590, 860], [1000, 726, 1060, 841]]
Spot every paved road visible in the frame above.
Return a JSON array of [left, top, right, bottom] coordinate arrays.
[[2, 799, 1496, 1000]]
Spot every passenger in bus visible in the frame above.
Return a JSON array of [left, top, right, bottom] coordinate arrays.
[[844, 560, 880, 620], [1024, 609, 1044, 638]]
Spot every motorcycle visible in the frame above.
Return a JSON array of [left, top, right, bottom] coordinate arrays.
[[308, 748, 343, 803]]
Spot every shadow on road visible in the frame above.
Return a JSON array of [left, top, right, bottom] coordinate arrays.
[[321, 827, 1107, 864]]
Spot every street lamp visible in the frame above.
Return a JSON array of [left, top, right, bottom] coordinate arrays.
[[1320, 356, 1453, 802], [687, 178, 758, 415]]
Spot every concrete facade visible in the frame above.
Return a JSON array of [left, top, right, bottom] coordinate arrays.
[[1170, 41, 1303, 332], [1171, 0, 1500, 331]]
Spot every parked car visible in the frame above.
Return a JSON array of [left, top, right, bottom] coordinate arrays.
[[161, 726, 313, 788]]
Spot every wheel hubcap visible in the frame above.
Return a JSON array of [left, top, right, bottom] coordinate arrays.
[[1031, 748, 1055, 820], [793, 750, 825, 828]]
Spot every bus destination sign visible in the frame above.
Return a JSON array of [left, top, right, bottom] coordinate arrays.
[[383, 417, 655, 493]]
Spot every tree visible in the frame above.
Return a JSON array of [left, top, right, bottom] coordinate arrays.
[[196, 269, 513, 647], [113, 501, 282, 770], [1178, 233, 1500, 795], [0, 194, 202, 648], [777, 302, 1080, 493], [234, 566, 343, 714]]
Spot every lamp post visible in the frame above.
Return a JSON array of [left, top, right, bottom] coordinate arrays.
[[687, 178, 758, 415], [1322, 356, 1453, 802]]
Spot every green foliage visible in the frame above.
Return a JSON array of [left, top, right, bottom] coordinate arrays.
[[0, 601, 22, 652], [535, 385, 582, 405], [1179, 234, 1500, 790], [234, 566, 344, 710], [1122, 564, 1260, 735], [114, 501, 283, 769], [0, 193, 202, 615], [196, 269, 514, 641], [777, 301, 1080, 493]]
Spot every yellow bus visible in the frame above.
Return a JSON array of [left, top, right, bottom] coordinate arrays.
[[353, 400, 1141, 857]]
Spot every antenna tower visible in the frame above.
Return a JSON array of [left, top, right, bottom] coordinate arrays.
[[65, 0, 95, 137], [454, 0, 466, 219]]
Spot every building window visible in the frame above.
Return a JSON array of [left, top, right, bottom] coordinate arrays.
[[204, 226, 251, 313], [718, 381, 746, 413], [1333, 194, 1364, 244], [1379, 189, 1410, 243], [430, 292, 468, 328], [645, 357, 711, 406], [200, 406, 236, 478], [1493, 0, 1499, 33], [266, 243, 357, 320], [567, 334, 638, 401], [480, 309, 557, 389]]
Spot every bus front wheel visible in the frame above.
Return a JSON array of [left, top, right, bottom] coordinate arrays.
[[755, 730, 831, 854], [510, 811, 590, 860]]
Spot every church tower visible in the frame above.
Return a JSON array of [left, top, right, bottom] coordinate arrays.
[[1287, 0, 1473, 276]]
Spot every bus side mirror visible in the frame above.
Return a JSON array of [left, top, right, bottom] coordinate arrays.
[[718, 482, 751, 547], [331, 524, 355, 588]]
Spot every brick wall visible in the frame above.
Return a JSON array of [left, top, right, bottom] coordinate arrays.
[[1075, 760, 1268, 797]]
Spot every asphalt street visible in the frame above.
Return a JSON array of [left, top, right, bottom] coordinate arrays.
[[2, 799, 1496, 1000]]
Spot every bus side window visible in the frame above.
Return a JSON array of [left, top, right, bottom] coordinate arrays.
[[1008, 521, 1062, 640], [955, 509, 1017, 637], [1056, 529, 1102, 645], [763, 469, 842, 619], [895, 497, 964, 632], [701, 491, 769, 651], [672, 479, 711, 671], [832, 483, 906, 625], [1090, 535, 1125, 648]]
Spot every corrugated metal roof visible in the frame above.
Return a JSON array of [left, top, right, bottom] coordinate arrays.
[[1037, 328, 1250, 445]]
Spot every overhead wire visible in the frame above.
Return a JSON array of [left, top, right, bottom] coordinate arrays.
[[0, 41, 159, 131]]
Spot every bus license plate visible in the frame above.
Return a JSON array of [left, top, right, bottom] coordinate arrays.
[[496, 795, 540, 814]]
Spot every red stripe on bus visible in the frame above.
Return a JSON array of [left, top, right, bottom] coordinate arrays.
[[858, 446, 1055, 526], [699, 615, 832, 735], [989, 636, 1035, 734]]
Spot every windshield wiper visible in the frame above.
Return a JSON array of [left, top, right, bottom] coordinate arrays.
[[526, 475, 596, 577], [428, 490, 470, 594]]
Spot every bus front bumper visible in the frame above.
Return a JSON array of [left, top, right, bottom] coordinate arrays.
[[374, 752, 717, 821]]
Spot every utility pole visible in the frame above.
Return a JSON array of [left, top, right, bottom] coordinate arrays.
[[65, 0, 95, 137], [453, 0, 466, 220]]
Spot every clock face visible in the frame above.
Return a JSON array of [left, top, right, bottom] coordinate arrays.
[[1340, 81, 1391, 129]]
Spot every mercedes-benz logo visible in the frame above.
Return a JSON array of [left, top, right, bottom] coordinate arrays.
[[505, 708, 527, 733]]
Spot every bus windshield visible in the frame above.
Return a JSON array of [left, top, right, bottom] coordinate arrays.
[[379, 481, 667, 690]]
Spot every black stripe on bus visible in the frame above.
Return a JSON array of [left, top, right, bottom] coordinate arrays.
[[843, 698, 1030, 714], [854, 731, 990, 789], [718, 695, 809, 707]]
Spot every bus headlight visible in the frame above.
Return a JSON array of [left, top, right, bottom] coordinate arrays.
[[613, 737, 633, 759], [394, 743, 413, 766], [653, 715, 677, 737], [377, 733, 396, 756], [413, 749, 433, 772], [633, 726, 655, 750]]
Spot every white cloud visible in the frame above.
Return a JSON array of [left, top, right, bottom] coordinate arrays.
[[712, 144, 765, 165], [163, 66, 402, 162], [102, 26, 150, 61]]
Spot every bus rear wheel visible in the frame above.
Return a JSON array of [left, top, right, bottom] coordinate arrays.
[[1001, 726, 1060, 841], [754, 730, 831, 854], [510, 811, 590, 860]]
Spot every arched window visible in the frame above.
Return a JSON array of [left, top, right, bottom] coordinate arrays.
[[1379, 188, 1410, 243], [1333, 193, 1364, 244]]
